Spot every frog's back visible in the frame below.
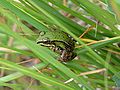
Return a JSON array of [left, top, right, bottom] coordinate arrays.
[[48, 31, 69, 40], [47, 30, 74, 46]]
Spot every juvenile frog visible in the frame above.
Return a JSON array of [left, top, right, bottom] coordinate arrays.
[[36, 30, 76, 62]]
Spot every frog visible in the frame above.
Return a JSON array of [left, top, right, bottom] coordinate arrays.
[[36, 30, 76, 62]]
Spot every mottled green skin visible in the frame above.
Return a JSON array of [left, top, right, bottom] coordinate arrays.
[[36, 30, 76, 62]]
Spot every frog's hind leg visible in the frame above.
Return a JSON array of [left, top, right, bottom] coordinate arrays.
[[58, 50, 69, 62], [58, 50, 66, 62], [60, 50, 66, 59]]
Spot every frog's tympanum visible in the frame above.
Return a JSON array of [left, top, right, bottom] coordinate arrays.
[[36, 30, 76, 62]]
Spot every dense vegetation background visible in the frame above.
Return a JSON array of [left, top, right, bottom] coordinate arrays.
[[0, 0, 120, 90]]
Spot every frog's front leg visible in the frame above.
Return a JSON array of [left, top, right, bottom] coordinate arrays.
[[50, 45, 56, 52], [50, 43, 62, 52]]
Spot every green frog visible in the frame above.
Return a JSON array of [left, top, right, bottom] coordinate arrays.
[[36, 30, 76, 62]]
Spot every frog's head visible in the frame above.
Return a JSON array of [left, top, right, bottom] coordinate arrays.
[[36, 31, 55, 47]]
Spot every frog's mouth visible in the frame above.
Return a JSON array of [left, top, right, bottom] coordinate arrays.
[[37, 41, 55, 47], [37, 40, 72, 48]]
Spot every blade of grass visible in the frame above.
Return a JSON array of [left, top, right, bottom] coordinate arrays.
[[108, 0, 120, 23], [104, 52, 111, 90], [71, 0, 120, 35], [0, 83, 23, 90], [0, 0, 48, 31], [0, 59, 74, 90], [76, 36, 120, 53], [0, 44, 35, 57], [0, 62, 47, 83], [0, 7, 35, 35]]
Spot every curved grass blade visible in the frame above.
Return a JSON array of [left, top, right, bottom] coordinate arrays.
[[0, 59, 74, 90], [71, 0, 120, 35], [0, 0, 48, 31], [0, 62, 47, 83]]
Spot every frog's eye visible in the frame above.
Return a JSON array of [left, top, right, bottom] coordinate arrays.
[[39, 31, 45, 36]]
